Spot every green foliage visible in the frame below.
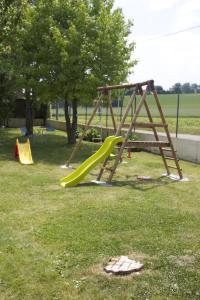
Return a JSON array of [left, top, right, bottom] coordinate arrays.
[[0, 99, 14, 126], [0, 72, 15, 126], [0, 1, 26, 126], [83, 128, 101, 142], [0, 0, 136, 138], [128, 133, 139, 141]]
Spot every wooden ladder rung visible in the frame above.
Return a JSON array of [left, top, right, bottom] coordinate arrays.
[[106, 167, 114, 172], [162, 148, 177, 152], [167, 165, 182, 170], [164, 156, 179, 161], [101, 166, 113, 172]]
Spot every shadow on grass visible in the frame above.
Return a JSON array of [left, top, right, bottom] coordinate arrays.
[[74, 176, 177, 191], [0, 129, 96, 166], [112, 176, 177, 191]]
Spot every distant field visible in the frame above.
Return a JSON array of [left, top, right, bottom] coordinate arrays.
[[123, 93, 200, 117], [52, 93, 200, 118], [51, 93, 200, 135]]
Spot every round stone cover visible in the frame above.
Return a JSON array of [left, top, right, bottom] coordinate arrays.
[[104, 256, 143, 275]]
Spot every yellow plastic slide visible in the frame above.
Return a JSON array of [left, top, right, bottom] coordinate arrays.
[[60, 135, 123, 187], [16, 138, 34, 165]]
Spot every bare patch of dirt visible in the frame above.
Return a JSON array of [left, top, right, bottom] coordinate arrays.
[[47, 184, 61, 191], [168, 255, 195, 267]]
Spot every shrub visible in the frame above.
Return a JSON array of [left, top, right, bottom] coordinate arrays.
[[84, 128, 101, 142]]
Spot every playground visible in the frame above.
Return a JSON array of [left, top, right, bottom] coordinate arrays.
[[1, 0, 200, 298], [0, 127, 200, 299]]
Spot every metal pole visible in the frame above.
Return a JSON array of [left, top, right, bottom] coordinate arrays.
[[119, 92, 124, 121], [106, 104, 108, 128], [106, 104, 109, 136], [56, 102, 59, 120], [85, 105, 88, 125], [134, 95, 137, 132], [176, 94, 180, 138]]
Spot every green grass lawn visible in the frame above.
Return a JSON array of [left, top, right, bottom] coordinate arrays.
[[0, 128, 200, 299]]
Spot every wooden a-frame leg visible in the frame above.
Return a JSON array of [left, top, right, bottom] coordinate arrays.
[[152, 90, 183, 179], [66, 96, 102, 166], [143, 98, 170, 176], [107, 88, 148, 184]]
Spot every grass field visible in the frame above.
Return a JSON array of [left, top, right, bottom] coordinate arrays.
[[76, 116, 200, 136], [0, 128, 200, 299], [51, 93, 200, 135]]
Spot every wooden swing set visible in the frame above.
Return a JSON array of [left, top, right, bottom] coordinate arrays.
[[66, 79, 183, 184]]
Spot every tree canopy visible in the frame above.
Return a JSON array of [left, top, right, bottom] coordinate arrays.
[[1, 0, 136, 141]]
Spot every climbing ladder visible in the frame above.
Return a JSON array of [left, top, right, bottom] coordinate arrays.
[[96, 80, 183, 183]]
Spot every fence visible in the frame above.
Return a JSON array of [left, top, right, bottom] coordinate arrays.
[[50, 93, 200, 136]]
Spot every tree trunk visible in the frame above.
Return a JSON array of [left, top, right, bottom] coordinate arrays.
[[64, 98, 78, 144], [41, 103, 48, 126], [25, 89, 34, 135]]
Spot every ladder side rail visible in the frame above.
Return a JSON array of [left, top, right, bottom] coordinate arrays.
[[107, 88, 148, 183], [96, 157, 110, 181], [143, 98, 170, 176], [152, 90, 183, 179], [66, 95, 102, 166]]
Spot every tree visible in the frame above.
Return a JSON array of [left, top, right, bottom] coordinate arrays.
[[0, 72, 16, 126], [191, 83, 198, 93], [0, 0, 38, 133], [31, 0, 136, 143], [0, 1, 23, 126], [171, 83, 182, 94], [155, 85, 164, 94], [3, 0, 136, 140], [181, 82, 192, 94]]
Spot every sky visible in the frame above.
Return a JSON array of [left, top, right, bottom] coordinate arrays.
[[114, 0, 200, 89]]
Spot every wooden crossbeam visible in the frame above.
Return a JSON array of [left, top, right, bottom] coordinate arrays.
[[97, 80, 154, 91], [168, 165, 182, 170]]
